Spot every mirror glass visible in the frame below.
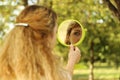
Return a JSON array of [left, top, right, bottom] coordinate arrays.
[[57, 19, 85, 46]]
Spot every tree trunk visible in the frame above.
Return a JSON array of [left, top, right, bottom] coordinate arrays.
[[104, 0, 120, 20], [89, 41, 94, 80], [114, 0, 120, 12]]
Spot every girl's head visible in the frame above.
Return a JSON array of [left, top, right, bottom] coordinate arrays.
[[16, 5, 57, 43], [65, 21, 82, 45]]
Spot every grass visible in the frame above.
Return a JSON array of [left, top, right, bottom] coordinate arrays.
[[73, 63, 120, 80]]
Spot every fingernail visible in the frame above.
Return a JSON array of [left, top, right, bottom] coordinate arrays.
[[73, 46, 75, 51]]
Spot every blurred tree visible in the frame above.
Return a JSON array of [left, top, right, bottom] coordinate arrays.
[[0, 0, 17, 41], [104, 0, 120, 20]]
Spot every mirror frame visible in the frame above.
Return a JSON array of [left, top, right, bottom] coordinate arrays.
[[57, 19, 86, 46]]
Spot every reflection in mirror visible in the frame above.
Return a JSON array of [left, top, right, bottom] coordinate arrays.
[[57, 19, 85, 46], [65, 21, 82, 45]]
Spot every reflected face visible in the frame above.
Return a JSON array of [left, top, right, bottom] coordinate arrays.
[[57, 20, 85, 46], [65, 21, 82, 45], [70, 27, 82, 44]]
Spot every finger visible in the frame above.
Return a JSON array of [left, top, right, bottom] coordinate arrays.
[[69, 44, 75, 51], [70, 44, 74, 48], [75, 47, 81, 53], [75, 47, 81, 56]]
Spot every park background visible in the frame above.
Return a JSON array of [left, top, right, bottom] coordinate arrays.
[[0, 0, 120, 80]]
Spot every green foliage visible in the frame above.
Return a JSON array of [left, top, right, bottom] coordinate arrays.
[[73, 63, 120, 80], [0, 0, 120, 68], [52, 0, 120, 68]]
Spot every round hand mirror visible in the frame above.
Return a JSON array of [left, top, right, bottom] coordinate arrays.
[[57, 19, 86, 46]]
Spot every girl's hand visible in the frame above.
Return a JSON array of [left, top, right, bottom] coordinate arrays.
[[68, 45, 81, 65], [66, 45, 81, 75]]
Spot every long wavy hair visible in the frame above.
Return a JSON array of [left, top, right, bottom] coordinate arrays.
[[0, 5, 69, 80]]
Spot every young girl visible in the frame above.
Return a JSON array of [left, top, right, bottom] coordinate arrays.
[[0, 5, 81, 80]]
